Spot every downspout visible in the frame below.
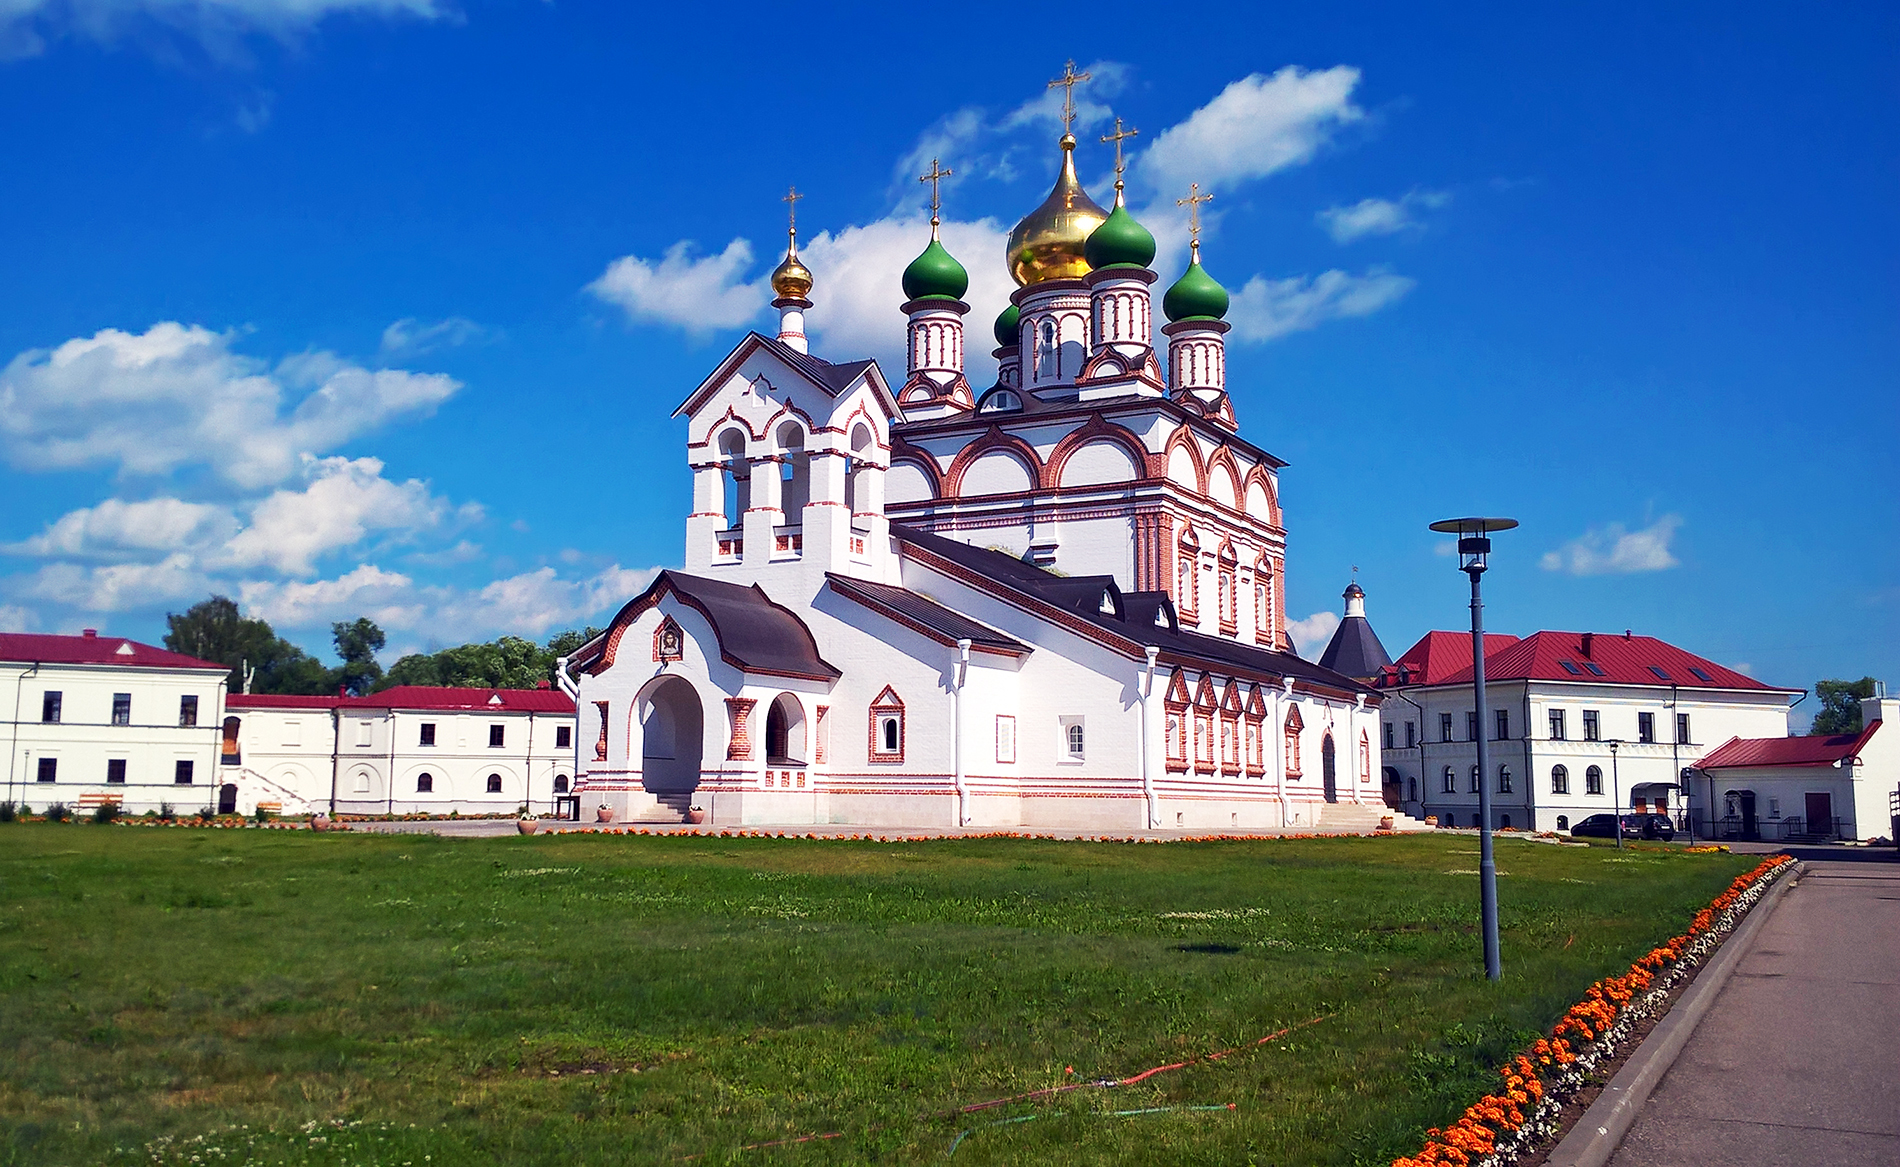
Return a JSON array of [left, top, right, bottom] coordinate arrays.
[[1522, 683, 1533, 828], [1279, 677, 1296, 827], [952, 639, 971, 827], [385, 705, 396, 817], [524, 710, 535, 817], [1139, 646, 1159, 830], [327, 706, 341, 817], [1352, 693, 1368, 804], [1669, 682, 1680, 837], [555, 656, 581, 818], [7, 663, 39, 811]]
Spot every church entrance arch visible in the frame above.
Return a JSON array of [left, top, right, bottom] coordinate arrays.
[[638, 677, 704, 812], [1321, 734, 1338, 803], [764, 693, 806, 765]]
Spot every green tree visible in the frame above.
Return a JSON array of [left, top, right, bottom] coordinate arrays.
[[329, 618, 386, 697], [163, 596, 329, 695], [1811, 677, 1877, 735], [377, 627, 603, 693]]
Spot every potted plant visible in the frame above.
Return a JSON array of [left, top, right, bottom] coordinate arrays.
[[684, 806, 706, 825], [595, 804, 615, 823], [310, 813, 332, 832], [517, 817, 541, 835]]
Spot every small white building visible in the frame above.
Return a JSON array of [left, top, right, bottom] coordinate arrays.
[[1, 631, 227, 815], [224, 686, 578, 816], [1690, 694, 1897, 842], [1374, 628, 1800, 833]]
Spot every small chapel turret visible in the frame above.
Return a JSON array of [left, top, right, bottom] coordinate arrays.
[[897, 159, 975, 420], [770, 186, 814, 354], [1161, 183, 1234, 428]]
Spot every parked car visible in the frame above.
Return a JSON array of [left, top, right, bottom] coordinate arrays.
[[1569, 813, 1676, 841]]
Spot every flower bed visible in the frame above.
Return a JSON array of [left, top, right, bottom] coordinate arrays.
[[1392, 853, 1794, 1167]]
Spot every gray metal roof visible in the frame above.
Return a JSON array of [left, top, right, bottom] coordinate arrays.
[[1317, 616, 1393, 681], [824, 574, 1027, 653]]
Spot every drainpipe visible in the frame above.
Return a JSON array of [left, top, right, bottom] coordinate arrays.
[[524, 710, 536, 818], [1279, 677, 1296, 827], [6, 663, 39, 811], [555, 656, 581, 818], [1139, 646, 1160, 829], [327, 706, 341, 817], [952, 639, 971, 827]]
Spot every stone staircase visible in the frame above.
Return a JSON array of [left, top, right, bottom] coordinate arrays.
[[1318, 802, 1436, 833]]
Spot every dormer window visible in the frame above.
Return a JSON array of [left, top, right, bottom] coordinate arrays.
[[976, 388, 1023, 414]]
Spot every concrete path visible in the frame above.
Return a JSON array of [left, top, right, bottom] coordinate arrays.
[[1609, 849, 1900, 1167]]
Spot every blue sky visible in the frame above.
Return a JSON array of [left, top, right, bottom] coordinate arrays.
[[0, 0, 1893, 697]]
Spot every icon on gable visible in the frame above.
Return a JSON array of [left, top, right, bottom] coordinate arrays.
[[653, 616, 685, 663]]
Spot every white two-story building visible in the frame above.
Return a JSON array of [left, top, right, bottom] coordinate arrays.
[[1374, 629, 1800, 833], [1, 631, 228, 814]]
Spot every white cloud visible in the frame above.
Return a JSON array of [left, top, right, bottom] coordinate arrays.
[[0, 603, 35, 631], [998, 59, 1129, 136], [0, 322, 460, 489], [1540, 515, 1684, 576], [1138, 67, 1365, 198], [379, 316, 486, 358], [6, 497, 237, 558], [1318, 190, 1450, 243], [238, 563, 422, 630], [1227, 269, 1416, 342], [588, 239, 769, 332], [1287, 611, 1341, 660], [17, 553, 208, 611], [0, 0, 443, 60], [219, 455, 458, 576]]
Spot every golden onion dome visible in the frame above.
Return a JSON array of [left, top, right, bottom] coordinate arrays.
[[1006, 134, 1108, 286], [770, 230, 814, 301]]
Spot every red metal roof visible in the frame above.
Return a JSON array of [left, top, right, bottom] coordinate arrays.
[[0, 631, 224, 672], [1387, 630, 1788, 692], [341, 686, 575, 714], [1696, 721, 1882, 770], [226, 694, 345, 709]]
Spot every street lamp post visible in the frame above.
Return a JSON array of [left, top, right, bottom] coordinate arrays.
[[1609, 739, 1623, 849], [1430, 516, 1518, 983]]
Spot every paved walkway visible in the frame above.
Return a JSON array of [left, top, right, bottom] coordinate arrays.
[[1610, 849, 1900, 1167]]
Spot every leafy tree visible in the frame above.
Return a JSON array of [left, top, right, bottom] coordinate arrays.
[[329, 618, 386, 697], [1811, 677, 1877, 735], [378, 627, 603, 693], [163, 596, 329, 695]]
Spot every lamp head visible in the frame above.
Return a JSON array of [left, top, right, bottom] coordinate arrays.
[[1429, 516, 1519, 575]]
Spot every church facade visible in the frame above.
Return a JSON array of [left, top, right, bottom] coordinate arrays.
[[564, 106, 1388, 830]]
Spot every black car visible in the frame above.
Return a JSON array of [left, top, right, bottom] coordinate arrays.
[[1569, 813, 1676, 841]]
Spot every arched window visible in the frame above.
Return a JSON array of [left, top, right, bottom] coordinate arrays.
[[417, 772, 433, 793], [1216, 543, 1238, 632], [1442, 765, 1455, 794], [1556, 814, 1570, 831], [553, 775, 569, 794], [486, 773, 502, 793], [1551, 765, 1570, 795], [776, 422, 809, 522], [1586, 765, 1604, 795], [1253, 559, 1275, 642], [1407, 776, 1418, 802], [765, 693, 805, 765], [1360, 731, 1371, 783], [1282, 706, 1304, 777], [1469, 765, 1481, 793], [869, 686, 904, 762], [977, 388, 1022, 414], [1498, 765, 1513, 794], [846, 423, 874, 523], [717, 429, 749, 530], [1036, 319, 1059, 379], [1176, 529, 1200, 618], [1501, 814, 1512, 830]]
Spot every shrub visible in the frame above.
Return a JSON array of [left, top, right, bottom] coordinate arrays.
[[91, 802, 120, 824], [158, 802, 176, 821], [0, 800, 15, 823], [253, 806, 272, 823], [46, 802, 71, 822], [196, 806, 216, 822]]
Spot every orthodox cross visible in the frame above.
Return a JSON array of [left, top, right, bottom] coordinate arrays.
[[918, 158, 953, 230], [1101, 117, 1139, 188], [783, 185, 803, 241], [1048, 59, 1091, 135], [1177, 182, 1213, 255]]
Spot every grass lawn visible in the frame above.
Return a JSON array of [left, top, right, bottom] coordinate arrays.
[[0, 825, 1753, 1166]]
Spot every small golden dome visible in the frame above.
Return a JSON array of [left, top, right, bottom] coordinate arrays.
[[1006, 134, 1109, 286], [770, 230, 813, 301]]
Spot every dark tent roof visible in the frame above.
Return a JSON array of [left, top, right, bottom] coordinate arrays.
[[1318, 616, 1392, 681], [824, 574, 1027, 654], [579, 570, 839, 681]]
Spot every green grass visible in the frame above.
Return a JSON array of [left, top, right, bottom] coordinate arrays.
[[0, 826, 1751, 1166]]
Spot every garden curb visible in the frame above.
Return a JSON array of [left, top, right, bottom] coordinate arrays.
[[1541, 858, 1802, 1167]]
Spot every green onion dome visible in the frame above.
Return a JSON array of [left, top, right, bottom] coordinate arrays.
[[1084, 202, 1156, 271], [901, 236, 969, 302], [1161, 253, 1230, 323], [993, 304, 1020, 347]]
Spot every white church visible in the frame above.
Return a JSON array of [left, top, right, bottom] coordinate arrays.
[[564, 99, 1395, 831]]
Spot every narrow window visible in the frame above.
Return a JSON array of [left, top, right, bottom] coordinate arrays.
[[1465, 711, 1479, 741], [112, 693, 132, 726], [1638, 712, 1655, 744], [1551, 764, 1569, 794], [555, 725, 572, 750], [1549, 709, 1566, 740], [1498, 765, 1513, 794], [355, 720, 372, 747], [1586, 765, 1604, 795], [1060, 717, 1086, 762], [1582, 710, 1600, 741], [36, 757, 56, 783], [107, 758, 127, 784], [179, 695, 199, 727], [881, 717, 900, 753], [1441, 765, 1455, 794], [1439, 712, 1453, 743], [41, 691, 61, 723], [1500, 814, 1512, 830], [417, 772, 434, 793], [1404, 721, 1416, 748], [1494, 709, 1509, 740], [995, 715, 1017, 764], [489, 724, 506, 748], [553, 775, 569, 793], [420, 722, 436, 747], [174, 760, 194, 785], [1383, 723, 1395, 750], [1557, 814, 1569, 831], [1676, 712, 1690, 744], [1469, 765, 1480, 793], [486, 773, 502, 793]]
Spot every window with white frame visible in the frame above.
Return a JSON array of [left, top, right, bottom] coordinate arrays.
[[1469, 765, 1480, 793], [1059, 716, 1085, 763], [870, 688, 905, 762], [1442, 765, 1455, 794], [1498, 765, 1513, 794], [1585, 765, 1604, 795], [1551, 764, 1569, 794], [995, 715, 1017, 764]]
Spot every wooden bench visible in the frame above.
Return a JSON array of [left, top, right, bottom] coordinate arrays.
[[255, 801, 283, 815], [76, 793, 122, 810]]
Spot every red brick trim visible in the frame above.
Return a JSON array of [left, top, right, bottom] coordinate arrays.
[[869, 685, 905, 764], [653, 617, 684, 662], [1044, 416, 1158, 487], [725, 698, 757, 761], [943, 426, 1045, 498], [593, 701, 609, 761]]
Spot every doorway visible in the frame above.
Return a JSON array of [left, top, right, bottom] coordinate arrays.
[[1321, 734, 1337, 803], [1725, 789, 1758, 840], [1804, 791, 1833, 839], [639, 677, 704, 817], [218, 783, 237, 815]]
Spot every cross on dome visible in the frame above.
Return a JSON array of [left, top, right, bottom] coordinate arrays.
[[1047, 59, 1091, 138], [1101, 117, 1139, 194], [782, 184, 803, 242], [918, 158, 953, 234], [1177, 182, 1213, 258]]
